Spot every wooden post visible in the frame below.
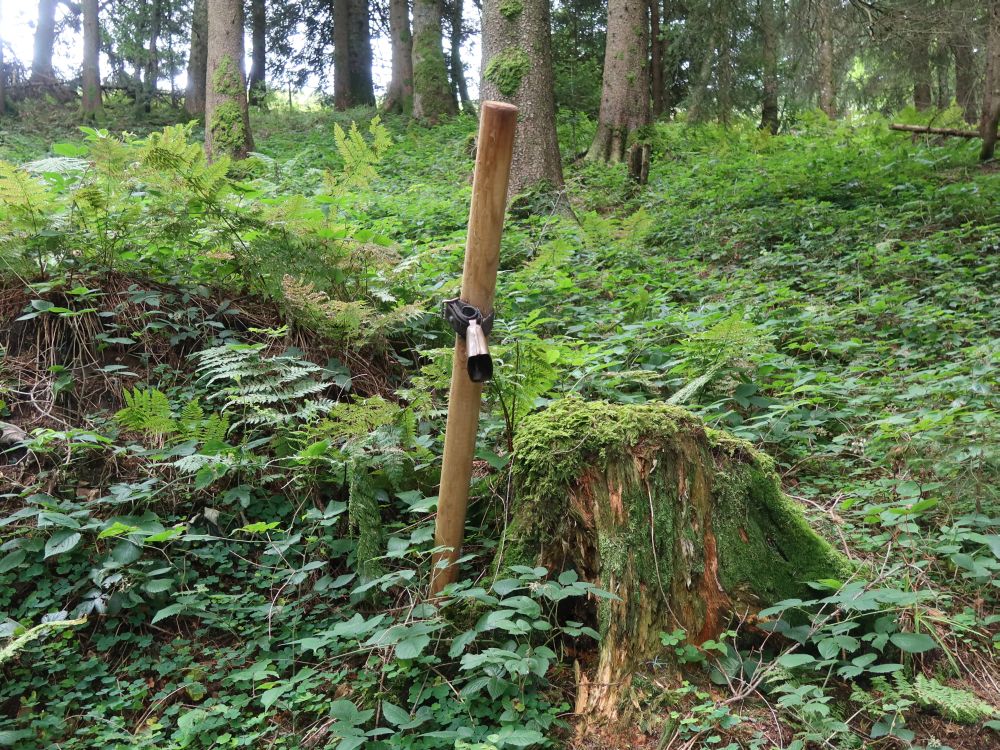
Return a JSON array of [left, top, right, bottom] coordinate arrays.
[[430, 101, 517, 596]]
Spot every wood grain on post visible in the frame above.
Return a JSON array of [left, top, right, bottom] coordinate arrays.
[[430, 101, 518, 596]]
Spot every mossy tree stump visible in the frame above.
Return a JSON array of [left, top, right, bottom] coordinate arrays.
[[504, 398, 850, 720]]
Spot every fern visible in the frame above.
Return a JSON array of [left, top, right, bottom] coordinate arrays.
[[348, 459, 385, 582], [115, 388, 177, 436], [330, 116, 392, 190], [192, 343, 335, 428], [912, 674, 997, 724]]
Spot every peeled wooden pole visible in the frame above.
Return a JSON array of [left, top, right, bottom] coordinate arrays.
[[430, 101, 517, 596]]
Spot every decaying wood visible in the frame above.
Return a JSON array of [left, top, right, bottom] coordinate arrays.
[[504, 398, 850, 724], [889, 123, 981, 138]]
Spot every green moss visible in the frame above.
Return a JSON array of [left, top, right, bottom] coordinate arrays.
[[484, 47, 531, 98], [505, 396, 851, 634], [208, 54, 250, 158], [499, 0, 523, 18], [412, 29, 453, 121]]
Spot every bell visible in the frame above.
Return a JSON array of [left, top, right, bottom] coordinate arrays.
[[465, 318, 493, 382]]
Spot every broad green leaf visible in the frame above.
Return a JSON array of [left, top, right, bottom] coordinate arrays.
[[44, 530, 81, 559]]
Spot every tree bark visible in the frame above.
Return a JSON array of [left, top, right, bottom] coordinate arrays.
[[982, 0, 1000, 161], [143, 0, 162, 112], [481, 0, 564, 198], [185, 0, 208, 115], [759, 0, 779, 133], [0, 4, 7, 116], [650, 0, 664, 118], [889, 123, 979, 138], [349, 0, 375, 106], [911, 38, 933, 111], [205, 0, 254, 160], [449, 0, 472, 111], [384, 0, 414, 113], [505, 399, 849, 723], [953, 37, 978, 124], [687, 28, 717, 124], [248, 0, 266, 105], [717, 26, 733, 126], [334, 0, 350, 109], [586, 0, 650, 162], [31, 0, 57, 83], [81, 0, 102, 120], [817, 0, 836, 117], [412, 0, 457, 122]]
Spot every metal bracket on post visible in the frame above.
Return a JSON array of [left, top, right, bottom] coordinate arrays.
[[442, 298, 495, 383]]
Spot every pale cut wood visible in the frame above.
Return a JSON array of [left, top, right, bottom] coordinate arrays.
[[430, 101, 517, 596]]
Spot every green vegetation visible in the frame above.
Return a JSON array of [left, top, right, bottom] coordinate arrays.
[[0, 104, 997, 749]]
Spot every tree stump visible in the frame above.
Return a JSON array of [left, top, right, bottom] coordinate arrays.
[[504, 398, 850, 721]]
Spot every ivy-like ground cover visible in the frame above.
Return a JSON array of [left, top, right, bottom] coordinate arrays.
[[0, 102, 997, 749]]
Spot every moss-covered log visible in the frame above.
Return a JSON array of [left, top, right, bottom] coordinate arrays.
[[505, 398, 850, 720]]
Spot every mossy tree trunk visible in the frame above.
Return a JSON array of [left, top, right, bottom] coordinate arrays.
[[186, 0, 208, 116], [586, 0, 650, 162], [81, 0, 103, 121], [384, 0, 414, 113], [480, 0, 564, 199], [981, 0, 1000, 161], [205, 0, 254, 160], [505, 399, 850, 722], [412, 0, 457, 123]]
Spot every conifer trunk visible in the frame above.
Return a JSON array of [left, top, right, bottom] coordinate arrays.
[[982, 0, 1000, 161], [349, 0, 375, 106], [248, 0, 266, 105], [817, 0, 836, 117], [412, 0, 456, 122], [481, 0, 564, 198], [505, 399, 849, 722], [205, 0, 254, 160], [953, 38, 977, 124], [650, 0, 664, 118], [186, 0, 208, 115], [31, 0, 57, 83], [384, 0, 414, 113], [586, 0, 650, 162], [759, 0, 779, 133], [143, 0, 162, 112], [81, 0, 103, 120], [449, 0, 472, 111], [912, 38, 933, 111]]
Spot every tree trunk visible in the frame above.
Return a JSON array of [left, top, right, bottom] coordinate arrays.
[[412, 0, 457, 122], [982, 0, 1000, 161], [717, 27, 733, 126], [81, 0, 102, 120], [449, 0, 472, 111], [186, 0, 208, 115], [586, 0, 650, 162], [384, 0, 414, 113], [953, 38, 978, 124], [143, 0, 162, 112], [481, 0, 564, 199], [759, 0, 779, 133], [348, 0, 375, 106], [817, 0, 836, 117], [0, 5, 7, 116], [205, 0, 254, 160], [505, 399, 849, 723], [248, 0, 266, 105], [912, 38, 932, 111], [650, 0, 664, 118], [687, 29, 716, 124], [31, 0, 57, 83], [334, 0, 350, 109]]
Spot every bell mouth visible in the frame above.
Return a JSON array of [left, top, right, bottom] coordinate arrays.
[[467, 354, 493, 383]]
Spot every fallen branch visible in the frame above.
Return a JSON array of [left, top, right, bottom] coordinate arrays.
[[889, 123, 980, 138]]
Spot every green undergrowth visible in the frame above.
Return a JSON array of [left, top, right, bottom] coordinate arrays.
[[0, 105, 997, 749]]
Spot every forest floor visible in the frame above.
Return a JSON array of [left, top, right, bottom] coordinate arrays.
[[0, 98, 997, 750]]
